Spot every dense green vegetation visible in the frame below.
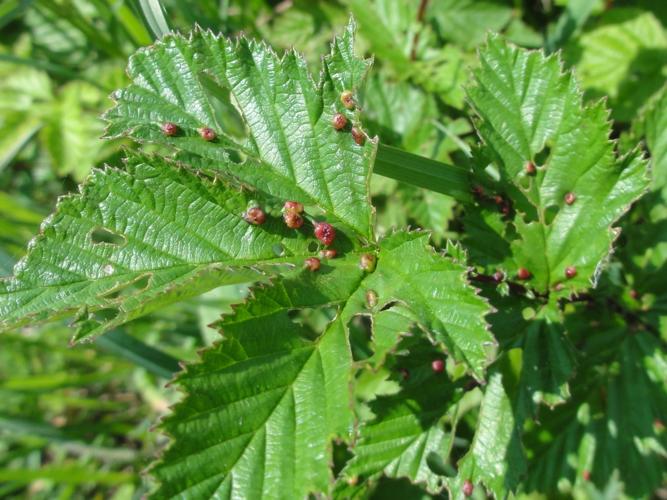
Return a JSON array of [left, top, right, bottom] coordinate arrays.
[[0, 1, 665, 498]]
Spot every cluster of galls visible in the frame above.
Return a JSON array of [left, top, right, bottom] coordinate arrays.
[[332, 90, 365, 146], [474, 159, 580, 285], [161, 122, 217, 142], [471, 185, 511, 216]]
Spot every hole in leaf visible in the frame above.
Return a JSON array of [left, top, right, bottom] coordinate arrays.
[[544, 204, 559, 225], [93, 307, 120, 321], [380, 300, 399, 312], [91, 227, 126, 246], [426, 451, 455, 477], [101, 274, 152, 300], [349, 314, 372, 362], [535, 145, 551, 165]]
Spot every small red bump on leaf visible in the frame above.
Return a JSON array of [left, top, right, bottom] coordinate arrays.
[[320, 249, 337, 259], [243, 206, 266, 225], [582, 470, 591, 481], [314, 222, 336, 246], [304, 257, 321, 272], [340, 90, 355, 110], [472, 185, 485, 198], [565, 266, 577, 279], [162, 122, 178, 136], [493, 270, 504, 282], [517, 268, 531, 280], [431, 359, 444, 373], [199, 127, 216, 141], [399, 368, 410, 380], [462, 480, 474, 497], [525, 161, 536, 174], [359, 253, 376, 272], [332, 113, 347, 130], [283, 201, 304, 214], [655, 419, 665, 430], [351, 127, 365, 145], [629, 289, 639, 300], [493, 195, 504, 205], [564, 192, 576, 205], [283, 212, 304, 229]]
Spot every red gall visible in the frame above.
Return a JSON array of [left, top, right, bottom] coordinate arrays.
[[243, 206, 266, 225], [199, 127, 216, 141], [320, 249, 337, 259], [431, 359, 445, 373], [351, 127, 365, 145], [283, 212, 304, 229], [283, 201, 304, 214], [304, 257, 321, 272], [517, 268, 531, 280], [332, 113, 347, 130], [314, 222, 336, 246], [162, 122, 178, 136], [340, 90, 355, 109]]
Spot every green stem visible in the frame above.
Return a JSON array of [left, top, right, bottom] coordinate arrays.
[[96, 329, 180, 378], [374, 143, 472, 203]]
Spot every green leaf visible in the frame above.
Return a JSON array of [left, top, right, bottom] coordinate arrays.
[[429, 0, 514, 49], [643, 86, 667, 190], [40, 82, 110, 181], [347, 231, 494, 379], [152, 258, 367, 498], [565, 8, 667, 121], [466, 36, 649, 295], [104, 20, 375, 239], [151, 231, 494, 496], [343, 335, 459, 493], [0, 153, 328, 340], [490, 298, 576, 416], [447, 369, 526, 500], [523, 333, 667, 498], [343, 0, 420, 76]]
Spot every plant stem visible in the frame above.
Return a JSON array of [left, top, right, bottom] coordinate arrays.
[[374, 143, 472, 202], [96, 329, 180, 379]]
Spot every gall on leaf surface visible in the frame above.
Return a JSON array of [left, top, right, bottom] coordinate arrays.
[[103, 19, 376, 240], [152, 230, 493, 498], [0, 153, 326, 341], [464, 35, 649, 296], [344, 231, 495, 380]]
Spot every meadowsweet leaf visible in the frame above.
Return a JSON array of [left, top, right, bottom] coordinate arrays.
[[152, 230, 494, 496], [347, 231, 494, 379], [0, 153, 332, 340], [343, 335, 459, 493], [447, 369, 526, 500], [565, 8, 667, 121], [491, 299, 576, 416], [104, 20, 375, 239], [466, 36, 649, 295], [523, 332, 667, 498], [152, 259, 366, 499]]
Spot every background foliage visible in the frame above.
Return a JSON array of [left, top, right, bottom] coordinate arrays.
[[0, 0, 665, 499]]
